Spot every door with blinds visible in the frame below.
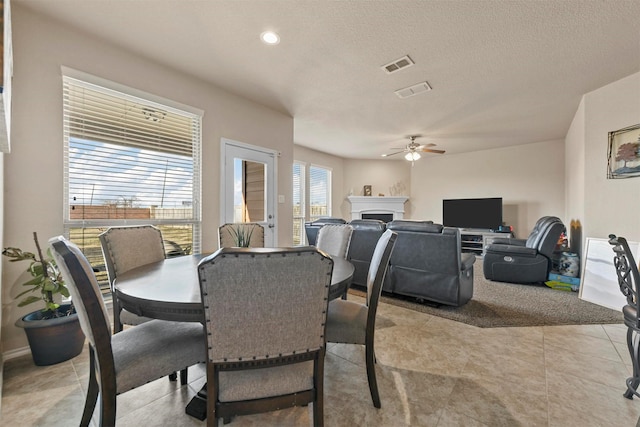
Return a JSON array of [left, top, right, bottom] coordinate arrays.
[[221, 138, 277, 247]]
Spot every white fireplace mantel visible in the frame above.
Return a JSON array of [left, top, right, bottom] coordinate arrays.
[[347, 196, 408, 221]]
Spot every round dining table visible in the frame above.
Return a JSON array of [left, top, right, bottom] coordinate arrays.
[[114, 253, 355, 323]]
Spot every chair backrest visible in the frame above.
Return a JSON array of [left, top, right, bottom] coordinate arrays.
[[305, 217, 347, 245], [198, 247, 333, 363], [49, 236, 113, 351], [525, 216, 564, 256], [365, 230, 398, 312], [316, 224, 354, 258], [609, 235, 640, 318], [99, 225, 166, 289], [218, 223, 265, 248]]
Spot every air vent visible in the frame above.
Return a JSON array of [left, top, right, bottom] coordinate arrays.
[[381, 55, 414, 74], [395, 81, 432, 99]]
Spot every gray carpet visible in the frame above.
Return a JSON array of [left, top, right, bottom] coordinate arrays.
[[351, 264, 623, 328]]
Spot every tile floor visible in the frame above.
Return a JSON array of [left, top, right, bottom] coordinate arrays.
[[2, 294, 640, 426]]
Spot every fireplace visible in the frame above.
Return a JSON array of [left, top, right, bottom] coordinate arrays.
[[347, 196, 408, 221], [362, 213, 394, 223]]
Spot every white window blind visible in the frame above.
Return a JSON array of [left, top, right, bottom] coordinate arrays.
[[62, 76, 202, 283], [309, 165, 331, 221], [292, 162, 305, 245]]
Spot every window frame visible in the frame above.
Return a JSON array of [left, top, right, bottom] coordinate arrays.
[[62, 68, 203, 278], [292, 161, 332, 245]]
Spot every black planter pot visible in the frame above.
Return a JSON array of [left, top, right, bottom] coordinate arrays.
[[15, 303, 85, 366]]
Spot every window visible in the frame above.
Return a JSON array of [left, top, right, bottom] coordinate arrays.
[[309, 165, 331, 221], [292, 162, 305, 245], [292, 162, 331, 245], [63, 75, 202, 284]]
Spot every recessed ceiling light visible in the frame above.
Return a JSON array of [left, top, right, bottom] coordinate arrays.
[[260, 31, 280, 45]]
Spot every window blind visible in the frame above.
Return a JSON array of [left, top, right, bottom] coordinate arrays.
[[62, 76, 202, 283], [309, 165, 331, 221], [292, 162, 305, 244]]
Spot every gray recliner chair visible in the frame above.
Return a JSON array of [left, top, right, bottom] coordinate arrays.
[[483, 216, 565, 284], [346, 219, 387, 287]]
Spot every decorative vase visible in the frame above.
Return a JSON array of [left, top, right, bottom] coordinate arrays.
[[15, 303, 84, 366], [559, 252, 580, 278]]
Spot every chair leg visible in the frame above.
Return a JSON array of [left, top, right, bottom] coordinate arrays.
[[100, 375, 117, 427], [313, 351, 325, 427], [180, 368, 188, 385], [207, 365, 218, 427], [112, 296, 124, 333], [80, 349, 99, 427], [365, 342, 381, 408], [624, 328, 640, 399]]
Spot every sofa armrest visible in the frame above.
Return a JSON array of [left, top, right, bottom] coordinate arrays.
[[461, 252, 476, 270], [489, 237, 526, 246], [485, 244, 538, 257]]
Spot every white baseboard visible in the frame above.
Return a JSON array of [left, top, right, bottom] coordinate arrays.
[[3, 346, 31, 362]]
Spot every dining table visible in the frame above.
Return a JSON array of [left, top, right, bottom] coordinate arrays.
[[114, 252, 355, 323], [114, 251, 354, 421]]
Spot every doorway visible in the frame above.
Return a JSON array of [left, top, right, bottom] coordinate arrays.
[[220, 138, 277, 246]]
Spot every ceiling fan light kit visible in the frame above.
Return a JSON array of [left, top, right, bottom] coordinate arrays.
[[405, 151, 420, 161], [383, 135, 445, 163]]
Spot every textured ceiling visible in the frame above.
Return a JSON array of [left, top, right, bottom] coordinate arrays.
[[15, 0, 640, 159]]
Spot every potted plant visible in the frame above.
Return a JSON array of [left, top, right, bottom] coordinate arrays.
[[226, 223, 257, 247], [3, 232, 84, 365]]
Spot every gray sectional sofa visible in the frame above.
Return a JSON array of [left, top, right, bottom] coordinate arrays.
[[346, 219, 476, 307]]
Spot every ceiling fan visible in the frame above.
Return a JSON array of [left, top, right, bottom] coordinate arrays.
[[381, 135, 445, 164]]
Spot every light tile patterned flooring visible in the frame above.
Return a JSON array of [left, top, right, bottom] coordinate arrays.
[[2, 294, 640, 426]]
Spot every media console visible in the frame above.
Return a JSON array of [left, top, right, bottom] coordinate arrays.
[[459, 229, 513, 256]]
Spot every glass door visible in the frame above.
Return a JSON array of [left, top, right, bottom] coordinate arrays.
[[220, 138, 277, 246]]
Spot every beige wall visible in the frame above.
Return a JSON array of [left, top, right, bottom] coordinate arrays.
[[408, 141, 565, 238], [341, 159, 411, 219], [1, 6, 294, 354], [573, 72, 640, 243], [565, 97, 587, 253]]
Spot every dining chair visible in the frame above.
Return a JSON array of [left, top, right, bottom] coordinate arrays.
[[99, 225, 166, 333], [197, 246, 334, 426], [49, 236, 206, 427], [218, 223, 265, 248], [609, 234, 640, 399], [325, 229, 397, 408], [100, 225, 188, 383], [316, 224, 354, 259]]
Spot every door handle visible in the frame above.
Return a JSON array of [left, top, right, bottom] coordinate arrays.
[[268, 224, 275, 228]]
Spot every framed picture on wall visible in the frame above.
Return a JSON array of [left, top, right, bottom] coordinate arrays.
[[363, 185, 372, 196], [607, 123, 640, 179]]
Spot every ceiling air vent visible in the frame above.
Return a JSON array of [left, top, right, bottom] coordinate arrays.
[[381, 55, 414, 74], [395, 81, 432, 99]]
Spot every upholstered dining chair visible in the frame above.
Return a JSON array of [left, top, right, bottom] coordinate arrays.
[[218, 223, 265, 248], [325, 229, 397, 408], [316, 224, 354, 259], [49, 236, 206, 427], [609, 234, 640, 399], [197, 247, 333, 426], [99, 225, 165, 333], [100, 225, 188, 383]]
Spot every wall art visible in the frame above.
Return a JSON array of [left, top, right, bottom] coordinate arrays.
[[607, 123, 640, 179]]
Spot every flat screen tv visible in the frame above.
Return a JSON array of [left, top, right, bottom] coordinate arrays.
[[442, 197, 503, 230]]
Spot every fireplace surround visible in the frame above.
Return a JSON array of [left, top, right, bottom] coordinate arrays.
[[347, 196, 408, 221]]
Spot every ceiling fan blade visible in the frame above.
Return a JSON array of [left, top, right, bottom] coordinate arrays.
[[381, 150, 405, 157], [421, 148, 446, 154], [418, 143, 436, 148]]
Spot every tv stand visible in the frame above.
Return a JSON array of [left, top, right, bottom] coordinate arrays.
[[459, 229, 512, 256]]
